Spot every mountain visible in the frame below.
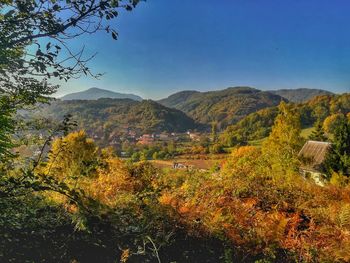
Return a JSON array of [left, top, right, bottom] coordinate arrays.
[[268, 88, 333, 103], [158, 87, 285, 128], [30, 99, 200, 140], [60, 87, 143, 101], [158, 90, 200, 109]]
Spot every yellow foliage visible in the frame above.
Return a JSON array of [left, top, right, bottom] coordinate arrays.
[[45, 130, 97, 181], [33, 125, 350, 262], [338, 204, 350, 228], [222, 146, 261, 176], [120, 248, 130, 263], [330, 171, 348, 187], [262, 102, 302, 176], [88, 158, 134, 206], [323, 113, 346, 135]]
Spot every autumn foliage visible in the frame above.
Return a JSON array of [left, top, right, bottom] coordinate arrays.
[[9, 103, 350, 262]]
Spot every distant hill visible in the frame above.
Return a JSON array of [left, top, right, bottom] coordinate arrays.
[[30, 99, 200, 140], [268, 88, 333, 103], [158, 87, 285, 128], [60, 87, 143, 101], [158, 90, 200, 109]]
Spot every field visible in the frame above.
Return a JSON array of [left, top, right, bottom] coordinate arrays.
[[300, 127, 315, 138]]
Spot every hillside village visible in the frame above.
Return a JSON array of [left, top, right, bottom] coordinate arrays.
[[92, 129, 202, 146]]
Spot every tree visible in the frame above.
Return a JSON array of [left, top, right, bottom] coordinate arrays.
[[323, 113, 346, 136], [121, 140, 134, 156], [325, 118, 350, 176], [0, 0, 141, 202], [211, 122, 218, 143], [0, 77, 56, 160], [0, 0, 141, 158], [0, 98, 14, 159], [131, 152, 141, 162], [209, 143, 224, 154], [1, 0, 140, 80], [45, 130, 98, 183], [262, 102, 302, 175], [167, 141, 176, 155], [309, 119, 327, 141]]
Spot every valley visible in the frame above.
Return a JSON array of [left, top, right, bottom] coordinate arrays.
[[20, 87, 350, 168]]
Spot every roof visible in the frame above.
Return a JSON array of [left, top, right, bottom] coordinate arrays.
[[298, 140, 332, 172]]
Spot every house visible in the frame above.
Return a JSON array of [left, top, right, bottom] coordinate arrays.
[[110, 138, 120, 145], [188, 132, 201, 141], [120, 151, 129, 158], [298, 140, 332, 186], [159, 133, 170, 141], [138, 134, 154, 145], [173, 162, 188, 170], [128, 130, 137, 138], [92, 133, 101, 139]]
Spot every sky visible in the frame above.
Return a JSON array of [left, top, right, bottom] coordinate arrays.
[[55, 0, 350, 99]]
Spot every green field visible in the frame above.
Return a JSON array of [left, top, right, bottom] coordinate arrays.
[[301, 127, 315, 138], [248, 138, 267, 147]]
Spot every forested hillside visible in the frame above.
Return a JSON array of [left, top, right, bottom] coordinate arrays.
[[221, 93, 350, 145], [159, 87, 285, 128], [157, 90, 200, 109], [269, 88, 333, 103], [27, 99, 200, 135]]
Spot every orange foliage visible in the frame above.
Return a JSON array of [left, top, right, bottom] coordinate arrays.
[[87, 158, 135, 206], [158, 145, 350, 262]]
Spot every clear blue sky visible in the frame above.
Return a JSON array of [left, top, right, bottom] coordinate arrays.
[[55, 0, 350, 99]]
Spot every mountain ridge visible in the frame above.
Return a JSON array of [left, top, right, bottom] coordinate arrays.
[[60, 87, 143, 101], [267, 88, 333, 103]]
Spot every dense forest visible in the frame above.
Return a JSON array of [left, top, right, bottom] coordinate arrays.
[[1, 1, 350, 263], [23, 99, 201, 135], [158, 87, 285, 128]]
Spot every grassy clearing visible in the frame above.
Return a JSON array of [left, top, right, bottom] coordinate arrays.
[[300, 127, 315, 138], [248, 138, 267, 147]]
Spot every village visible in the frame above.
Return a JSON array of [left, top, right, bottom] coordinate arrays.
[[99, 130, 204, 145]]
